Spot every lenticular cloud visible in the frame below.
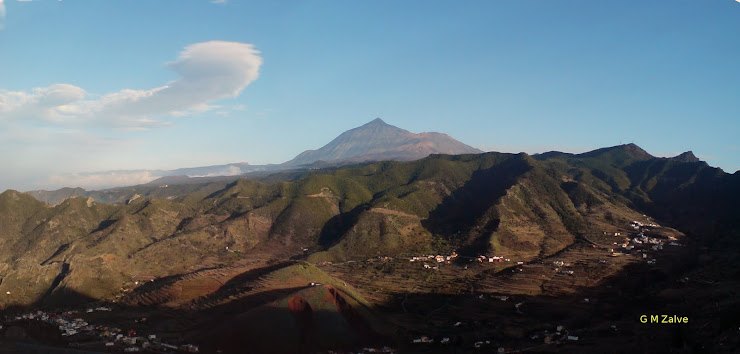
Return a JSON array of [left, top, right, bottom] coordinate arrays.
[[0, 41, 263, 129]]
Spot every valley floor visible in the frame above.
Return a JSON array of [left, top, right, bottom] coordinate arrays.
[[1, 226, 738, 353]]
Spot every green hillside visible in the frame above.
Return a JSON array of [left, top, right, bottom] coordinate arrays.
[[2, 144, 740, 353], [3, 147, 738, 308]]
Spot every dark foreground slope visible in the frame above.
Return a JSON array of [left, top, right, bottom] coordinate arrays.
[[1, 144, 739, 352]]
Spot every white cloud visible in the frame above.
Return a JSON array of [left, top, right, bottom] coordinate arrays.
[[0, 41, 262, 191], [0, 41, 262, 129], [0, 84, 89, 125], [47, 171, 160, 190], [188, 165, 242, 178]]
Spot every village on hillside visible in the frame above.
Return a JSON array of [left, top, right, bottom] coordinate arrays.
[[346, 218, 688, 352], [1, 307, 199, 353], [0, 218, 687, 353]]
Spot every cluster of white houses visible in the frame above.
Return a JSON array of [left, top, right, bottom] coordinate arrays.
[[408, 251, 531, 271], [5, 308, 199, 353], [609, 221, 684, 264], [476, 255, 510, 263], [551, 260, 575, 275], [409, 251, 458, 264], [409, 252, 459, 270], [629, 220, 660, 229], [411, 335, 515, 352]]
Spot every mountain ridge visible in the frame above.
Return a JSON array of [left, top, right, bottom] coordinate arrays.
[[1, 143, 739, 353], [3, 146, 736, 302], [23, 118, 484, 200]]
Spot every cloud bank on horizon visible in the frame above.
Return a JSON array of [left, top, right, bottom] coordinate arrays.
[[0, 41, 262, 130], [46, 165, 246, 191]]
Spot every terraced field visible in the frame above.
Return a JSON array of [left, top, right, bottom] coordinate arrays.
[[119, 257, 273, 307], [476, 244, 639, 296]]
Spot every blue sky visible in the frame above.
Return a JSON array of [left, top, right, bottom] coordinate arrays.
[[1, 0, 739, 191]]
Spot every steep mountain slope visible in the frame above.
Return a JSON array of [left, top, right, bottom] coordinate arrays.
[[284, 118, 482, 166], [3, 144, 740, 352], [4, 145, 739, 307], [0, 153, 576, 306], [536, 144, 740, 240]]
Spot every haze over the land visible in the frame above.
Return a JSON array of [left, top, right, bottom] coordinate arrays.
[[1, 0, 739, 191]]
